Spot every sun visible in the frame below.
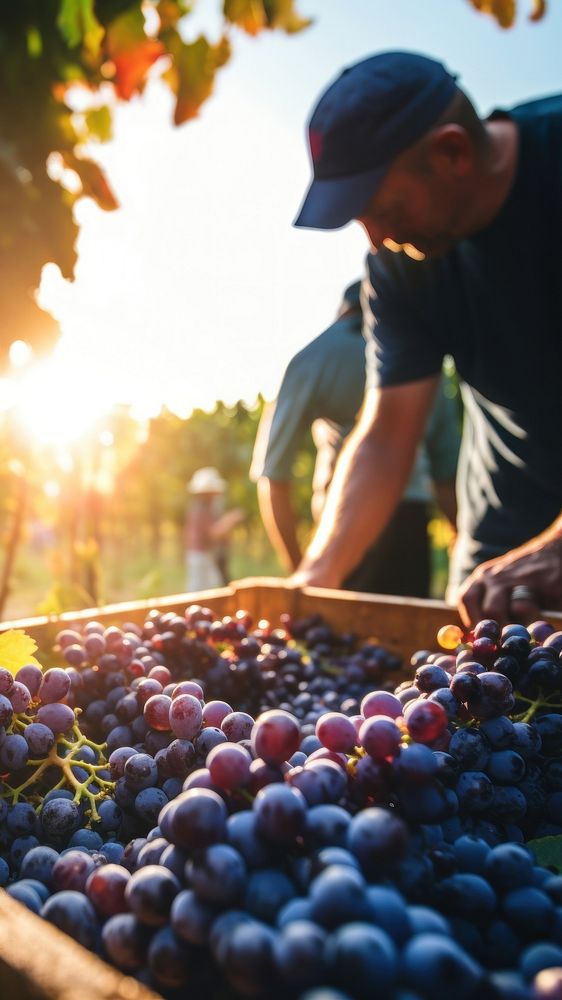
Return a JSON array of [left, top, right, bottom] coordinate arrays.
[[4, 356, 114, 448]]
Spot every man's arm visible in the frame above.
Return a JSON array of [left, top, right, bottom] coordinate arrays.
[[257, 478, 302, 572], [294, 376, 439, 588], [458, 514, 562, 626]]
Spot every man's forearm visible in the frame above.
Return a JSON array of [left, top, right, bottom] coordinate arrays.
[[257, 478, 302, 572]]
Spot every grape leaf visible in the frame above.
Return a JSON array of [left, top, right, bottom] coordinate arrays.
[[165, 33, 232, 125], [105, 7, 166, 100], [84, 106, 113, 143], [0, 630, 43, 676], [57, 0, 105, 56], [263, 0, 313, 32], [527, 835, 562, 873], [224, 0, 267, 35], [60, 152, 119, 211], [529, 0, 546, 21]]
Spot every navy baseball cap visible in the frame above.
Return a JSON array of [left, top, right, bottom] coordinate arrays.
[[294, 51, 458, 230]]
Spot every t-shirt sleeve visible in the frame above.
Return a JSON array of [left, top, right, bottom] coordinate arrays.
[[425, 373, 462, 482], [249, 355, 317, 482], [364, 250, 445, 390]]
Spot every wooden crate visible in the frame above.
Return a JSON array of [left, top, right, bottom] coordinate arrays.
[[4, 576, 561, 663], [1, 578, 561, 999]]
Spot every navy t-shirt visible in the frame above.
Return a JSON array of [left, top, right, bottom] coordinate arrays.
[[364, 95, 562, 592]]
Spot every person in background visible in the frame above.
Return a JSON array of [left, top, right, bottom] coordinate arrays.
[[291, 50, 562, 626], [251, 280, 460, 597], [184, 467, 244, 592]]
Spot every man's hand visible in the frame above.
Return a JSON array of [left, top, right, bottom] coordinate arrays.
[[288, 562, 342, 590], [457, 526, 562, 627]]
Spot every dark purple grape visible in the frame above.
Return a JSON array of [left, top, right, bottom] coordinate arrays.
[[15, 664, 42, 697], [38, 668, 71, 704], [36, 702, 75, 734]]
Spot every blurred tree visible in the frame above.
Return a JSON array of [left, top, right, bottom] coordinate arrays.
[[0, 0, 310, 368]]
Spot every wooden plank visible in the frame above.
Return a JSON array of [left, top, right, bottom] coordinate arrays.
[[0, 891, 161, 1000]]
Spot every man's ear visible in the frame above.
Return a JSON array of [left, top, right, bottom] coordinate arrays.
[[427, 124, 475, 177]]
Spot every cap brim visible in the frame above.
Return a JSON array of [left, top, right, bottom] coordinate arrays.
[[293, 164, 388, 230]]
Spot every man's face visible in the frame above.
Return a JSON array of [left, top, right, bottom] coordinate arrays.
[[356, 159, 465, 258]]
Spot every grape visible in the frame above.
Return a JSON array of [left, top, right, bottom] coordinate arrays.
[[273, 920, 327, 988], [41, 799, 81, 841], [24, 722, 55, 756], [221, 710, 254, 742], [9, 681, 31, 713], [359, 715, 402, 761], [168, 692, 202, 739], [186, 843, 246, 905], [86, 864, 130, 916], [0, 733, 29, 769], [326, 922, 398, 999], [36, 702, 75, 734], [41, 891, 98, 949], [7, 882, 43, 913], [143, 693, 172, 731], [202, 700, 233, 727], [124, 864, 181, 926], [38, 668, 71, 704], [147, 925, 191, 988], [101, 913, 149, 971], [172, 680, 204, 700], [0, 694, 13, 727], [207, 742, 252, 791], [171, 888, 216, 945], [51, 850, 98, 892], [401, 932, 484, 999], [221, 919, 277, 996], [347, 807, 409, 874], [404, 700, 448, 744], [168, 789, 227, 850], [316, 712, 357, 753], [254, 784, 307, 845], [252, 709, 301, 764], [123, 752, 158, 791], [0, 667, 15, 695]]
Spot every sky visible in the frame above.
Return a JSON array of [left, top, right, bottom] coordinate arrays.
[[13, 0, 562, 438]]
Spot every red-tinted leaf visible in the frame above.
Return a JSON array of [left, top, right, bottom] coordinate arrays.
[[105, 6, 165, 100]]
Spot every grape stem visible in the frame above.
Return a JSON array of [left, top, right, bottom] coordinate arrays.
[[0, 722, 114, 821], [512, 689, 562, 723]]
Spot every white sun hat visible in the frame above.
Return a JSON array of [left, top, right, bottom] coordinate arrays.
[[188, 467, 226, 494]]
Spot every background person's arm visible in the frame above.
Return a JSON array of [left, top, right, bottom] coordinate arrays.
[[294, 376, 440, 588], [257, 478, 302, 572]]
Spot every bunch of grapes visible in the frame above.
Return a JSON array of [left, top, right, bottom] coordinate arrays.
[[1, 604, 562, 1000]]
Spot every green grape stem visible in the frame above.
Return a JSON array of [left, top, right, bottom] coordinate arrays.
[[1, 720, 114, 822], [512, 689, 562, 724]]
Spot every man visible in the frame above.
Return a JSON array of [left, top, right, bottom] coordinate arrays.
[[292, 51, 562, 626], [251, 280, 459, 596]]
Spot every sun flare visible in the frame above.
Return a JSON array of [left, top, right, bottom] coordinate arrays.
[[3, 357, 114, 447]]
